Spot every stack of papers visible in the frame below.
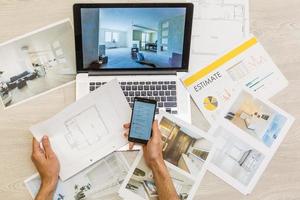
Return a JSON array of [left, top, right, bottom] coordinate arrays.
[[180, 36, 294, 194]]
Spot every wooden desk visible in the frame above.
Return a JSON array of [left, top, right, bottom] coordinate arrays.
[[0, 0, 299, 199]]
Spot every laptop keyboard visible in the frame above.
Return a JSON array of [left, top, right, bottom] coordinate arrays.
[[89, 81, 177, 114]]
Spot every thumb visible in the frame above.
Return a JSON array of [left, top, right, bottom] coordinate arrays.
[[41, 135, 54, 158], [151, 120, 161, 140]]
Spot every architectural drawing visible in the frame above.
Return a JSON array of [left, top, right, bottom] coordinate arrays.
[[64, 105, 109, 150], [187, 0, 249, 68]]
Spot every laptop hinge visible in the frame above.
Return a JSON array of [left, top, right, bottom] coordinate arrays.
[[88, 70, 177, 76]]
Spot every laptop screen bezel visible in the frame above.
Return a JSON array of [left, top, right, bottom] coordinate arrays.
[[73, 3, 193, 73]]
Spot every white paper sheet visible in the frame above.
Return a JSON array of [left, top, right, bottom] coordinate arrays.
[[119, 112, 215, 200], [30, 79, 131, 181], [187, 0, 249, 71], [181, 36, 288, 124], [207, 89, 294, 194]]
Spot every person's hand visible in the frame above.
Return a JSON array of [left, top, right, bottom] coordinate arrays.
[[142, 121, 164, 169], [123, 120, 164, 169], [123, 123, 135, 150], [31, 136, 60, 200]]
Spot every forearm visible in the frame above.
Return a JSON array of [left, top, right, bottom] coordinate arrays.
[[151, 159, 179, 200]]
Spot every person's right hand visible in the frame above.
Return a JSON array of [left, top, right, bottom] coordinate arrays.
[[123, 120, 164, 169], [142, 120, 164, 169]]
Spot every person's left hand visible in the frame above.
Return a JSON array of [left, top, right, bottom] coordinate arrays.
[[31, 136, 60, 199]]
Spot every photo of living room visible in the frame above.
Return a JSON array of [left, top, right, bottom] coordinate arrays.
[[0, 20, 76, 108], [81, 7, 186, 69], [124, 156, 194, 200], [224, 90, 288, 147], [211, 126, 265, 186], [159, 116, 212, 176]]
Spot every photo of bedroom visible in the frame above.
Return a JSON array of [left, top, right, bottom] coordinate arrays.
[[0, 20, 76, 108], [211, 126, 265, 186], [124, 156, 194, 200], [224, 90, 288, 147], [159, 116, 212, 175], [81, 7, 186, 69]]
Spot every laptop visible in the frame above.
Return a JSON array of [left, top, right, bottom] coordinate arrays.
[[73, 3, 194, 122]]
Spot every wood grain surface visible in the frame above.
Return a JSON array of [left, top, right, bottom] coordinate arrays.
[[0, 0, 299, 199]]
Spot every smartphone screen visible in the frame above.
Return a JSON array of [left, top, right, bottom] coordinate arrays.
[[129, 98, 157, 144]]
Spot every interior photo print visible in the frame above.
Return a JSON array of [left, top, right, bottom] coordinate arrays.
[[211, 125, 265, 187], [123, 155, 194, 200], [25, 151, 134, 200], [224, 90, 288, 147], [159, 116, 212, 176], [0, 20, 76, 108], [80, 7, 186, 69]]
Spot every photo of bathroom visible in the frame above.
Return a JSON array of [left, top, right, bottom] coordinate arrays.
[[0, 20, 76, 108], [124, 156, 194, 200], [211, 126, 265, 186], [224, 90, 288, 147], [159, 116, 212, 175]]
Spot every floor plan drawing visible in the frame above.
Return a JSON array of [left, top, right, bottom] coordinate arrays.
[[187, 0, 249, 69], [30, 79, 131, 180], [64, 105, 109, 150]]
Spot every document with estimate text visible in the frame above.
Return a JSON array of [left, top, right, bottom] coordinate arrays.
[[181, 36, 288, 124], [30, 79, 131, 181]]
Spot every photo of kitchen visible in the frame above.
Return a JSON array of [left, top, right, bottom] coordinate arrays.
[[224, 90, 288, 147], [124, 156, 194, 200], [159, 116, 212, 175], [211, 126, 265, 186], [0, 20, 76, 108]]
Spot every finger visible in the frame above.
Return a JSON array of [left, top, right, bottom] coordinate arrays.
[[41, 135, 54, 158], [129, 142, 135, 150], [123, 131, 129, 137], [123, 123, 130, 129], [32, 137, 43, 154], [151, 120, 161, 140]]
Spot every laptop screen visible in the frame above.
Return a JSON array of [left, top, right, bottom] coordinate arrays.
[[74, 4, 193, 72]]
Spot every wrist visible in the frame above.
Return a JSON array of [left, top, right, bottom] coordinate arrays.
[[39, 178, 58, 195], [149, 156, 165, 171], [35, 185, 55, 200]]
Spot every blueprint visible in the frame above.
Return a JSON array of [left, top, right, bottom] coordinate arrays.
[[64, 105, 109, 150], [30, 79, 131, 181], [187, 0, 249, 71]]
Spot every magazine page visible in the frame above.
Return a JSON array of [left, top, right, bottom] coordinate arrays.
[[207, 89, 294, 194], [0, 19, 76, 109], [30, 79, 132, 181], [24, 151, 137, 200], [180, 36, 288, 124], [119, 112, 215, 200]]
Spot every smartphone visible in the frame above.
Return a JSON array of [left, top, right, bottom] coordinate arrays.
[[128, 97, 157, 144]]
